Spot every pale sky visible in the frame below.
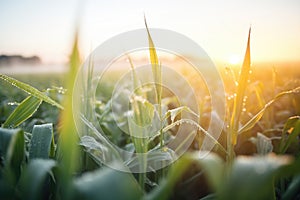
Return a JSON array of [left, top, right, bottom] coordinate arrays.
[[0, 0, 299, 64]]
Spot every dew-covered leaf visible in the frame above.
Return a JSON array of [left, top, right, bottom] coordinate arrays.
[[29, 123, 54, 160], [2, 96, 42, 128], [0, 74, 63, 109]]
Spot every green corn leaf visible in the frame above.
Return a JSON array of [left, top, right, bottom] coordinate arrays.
[[73, 166, 143, 200], [145, 154, 194, 200], [0, 128, 24, 183], [282, 174, 300, 200], [127, 54, 141, 93], [145, 152, 223, 200], [0, 74, 63, 110], [58, 30, 81, 185], [199, 194, 217, 200], [238, 86, 300, 135], [218, 155, 292, 200], [2, 96, 42, 128], [18, 159, 56, 200], [230, 28, 251, 145], [0, 128, 19, 157], [279, 116, 300, 154], [29, 123, 54, 160]]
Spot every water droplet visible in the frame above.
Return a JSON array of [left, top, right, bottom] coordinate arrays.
[[8, 102, 19, 106]]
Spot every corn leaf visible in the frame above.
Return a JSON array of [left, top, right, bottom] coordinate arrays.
[[256, 133, 273, 155], [279, 116, 300, 154], [238, 86, 300, 134], [0, 74, 63, 109], [230, 28, 251, 145], [0, 128, 24, 182], [218, 155, 292, 200], [163, 106, 199, 123], [144, 17, 162, 106], [282, 174, 300, 200], [58, 30, 81, 174], [131, 95, 155, 127], [163, 119, 227, 154], [29, 123, 54, 160], [145, 152, 224, 200], [2, 96, 42, 128], [127, 55, 141, 92], [73, 166, 143, 200], [124, 147, 177, 172], [18, 159, 56, 200]]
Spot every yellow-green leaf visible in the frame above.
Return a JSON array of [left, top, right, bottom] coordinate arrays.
[[230, 28, 251, 145], [144, 17, 162, 106], [2, 96, 42, 128], [0, 74, 63, 110]]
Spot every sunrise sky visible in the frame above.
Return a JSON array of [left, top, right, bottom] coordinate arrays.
[[0, 0, 299, 65]]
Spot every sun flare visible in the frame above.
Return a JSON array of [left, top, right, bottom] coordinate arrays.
[[228, 55, 241, 65]]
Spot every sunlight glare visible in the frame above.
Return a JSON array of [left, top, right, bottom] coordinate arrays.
[[229, 55, 241, 65]]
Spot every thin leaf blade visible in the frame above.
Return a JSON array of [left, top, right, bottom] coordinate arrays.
[[2, 96, 42, 128], [144, 17, 162, 106], [238, 86, 300, 134], [0, 74, 63, 109], [230, 28, 251, 145]]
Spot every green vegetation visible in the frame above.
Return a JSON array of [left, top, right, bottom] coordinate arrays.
[[0, 23, 300, 200]]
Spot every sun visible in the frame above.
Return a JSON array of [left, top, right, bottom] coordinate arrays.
[[228, 55, 241, 65]]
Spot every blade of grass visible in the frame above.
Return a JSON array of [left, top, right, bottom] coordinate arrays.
[[2, 96, 42, 128], [0, 74, 63, 110]]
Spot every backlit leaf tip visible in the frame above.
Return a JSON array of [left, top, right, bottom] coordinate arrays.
[[144, 16, 162, 106], [230, 27, 252, 145]]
